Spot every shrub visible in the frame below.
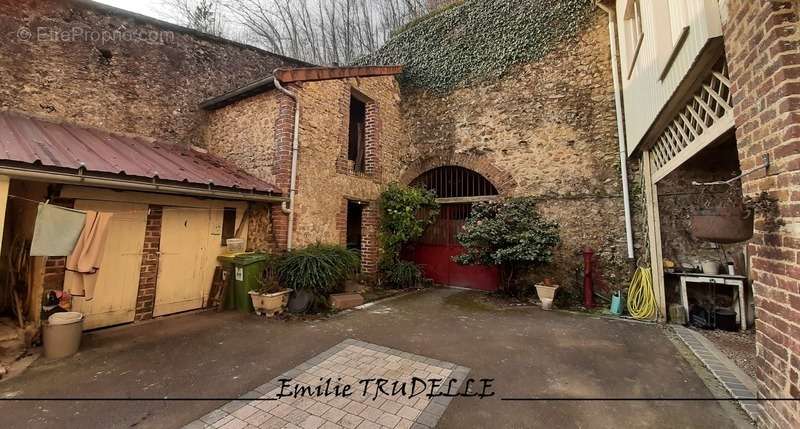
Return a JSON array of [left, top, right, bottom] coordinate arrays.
[[377, 183, 439, 288], [455, 197, 559, 293], [382, 260, 423, 289], [378, 183, 439, 263], [277, 244, 360, 298]]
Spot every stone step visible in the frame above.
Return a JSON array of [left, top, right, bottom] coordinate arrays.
[[329, 292, 364, 310]]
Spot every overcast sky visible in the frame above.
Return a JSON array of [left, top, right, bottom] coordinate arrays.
[[95, 0, 173, 21]]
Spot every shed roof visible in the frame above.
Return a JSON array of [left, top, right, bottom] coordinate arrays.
[[201, 65, 403, 110], [0, 110, 279, 196]]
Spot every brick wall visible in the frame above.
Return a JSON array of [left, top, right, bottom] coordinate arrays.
[[722, 1, 800, 427], [41, 199, 75, 294], [0, 0, 304, 146], [134, 205, 162, 321]]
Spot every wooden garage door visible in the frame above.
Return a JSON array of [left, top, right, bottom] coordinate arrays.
[[153, 207, 211, 317], [69, 200, 148, 330]]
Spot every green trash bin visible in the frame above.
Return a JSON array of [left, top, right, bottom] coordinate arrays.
[[217, 253, 267, 312]]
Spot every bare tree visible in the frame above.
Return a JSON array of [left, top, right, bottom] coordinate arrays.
[[166, 0, 432, 63], [164, 0, 228, 37], [248, 0, 429, 64]]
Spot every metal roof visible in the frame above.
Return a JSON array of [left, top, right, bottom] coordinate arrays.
[[0, 110, 279, 195]]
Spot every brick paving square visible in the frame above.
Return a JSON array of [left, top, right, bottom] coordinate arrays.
[[184, 339, 470, 429]]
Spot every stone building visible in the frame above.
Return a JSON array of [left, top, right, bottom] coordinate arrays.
[[0, 0, 628, 327]]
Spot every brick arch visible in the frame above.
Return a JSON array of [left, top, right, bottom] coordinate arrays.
[[400, 152, 516, 196]]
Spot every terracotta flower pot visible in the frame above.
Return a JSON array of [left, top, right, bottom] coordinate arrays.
[[249, 289, 292, 316], [534, 284, 560, 310], [690, 207, 754, 243]]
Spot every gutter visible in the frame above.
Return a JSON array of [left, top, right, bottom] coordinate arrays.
[[200, 76, 275, 110], [0, 165, 287, 203], [597, 1, 635, 259], [273, 76, 301, 251]]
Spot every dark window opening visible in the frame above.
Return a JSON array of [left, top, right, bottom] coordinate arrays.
[[221, 207, 236, 245], [346, 201, 364, 252], [348, 94, 367, 172]]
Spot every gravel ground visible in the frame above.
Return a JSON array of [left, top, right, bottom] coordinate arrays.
[[696, 328, 757, 380]]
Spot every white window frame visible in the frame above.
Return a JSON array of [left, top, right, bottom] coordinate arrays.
[[624, 0, 644, 79], [658, 0, 691, 80]]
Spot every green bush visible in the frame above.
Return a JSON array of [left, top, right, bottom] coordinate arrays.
[[378, 183, 440, 262], [455, 197, 559, 293], [277, 244, 360, 297], [377, 183, 439, 288], [382, 260, 423, 289]]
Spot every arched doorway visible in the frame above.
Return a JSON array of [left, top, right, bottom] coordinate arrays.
[[406, 166, 500, 291]]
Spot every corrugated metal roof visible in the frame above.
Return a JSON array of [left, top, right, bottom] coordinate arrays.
[[0, 110, 279, 194]]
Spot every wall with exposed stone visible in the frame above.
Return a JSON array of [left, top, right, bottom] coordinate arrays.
[[203, 91, 281, 187], [397, 13, 633, 293], [290, 76, 406, 273], [0, 0, 305, 146]]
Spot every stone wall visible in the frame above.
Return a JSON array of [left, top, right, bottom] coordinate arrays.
[[722, 1, 800, 427], [657, 140, 746, 270], [0, 0, 305, 145], [398, 13, 632, 292], [203, 91, 281, 186], [291, 76, 405, 272]]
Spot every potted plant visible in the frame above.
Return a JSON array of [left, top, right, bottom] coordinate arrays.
[[534, 277, 559, 310], [277, 244, 361, 313], [249, 259, 292, 316]]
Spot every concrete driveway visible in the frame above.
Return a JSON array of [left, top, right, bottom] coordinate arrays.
[[0, 288, 751, 428]]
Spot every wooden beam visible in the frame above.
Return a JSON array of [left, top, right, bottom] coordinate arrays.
[[0, 175, 8, 248], [435, 196, 499, 204], [643, 151, 667, 321]]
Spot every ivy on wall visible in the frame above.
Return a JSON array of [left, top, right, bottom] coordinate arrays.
[[356, 0, 595, 92]]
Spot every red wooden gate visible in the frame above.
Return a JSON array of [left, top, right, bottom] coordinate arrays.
[[406, 167, 500, 291]]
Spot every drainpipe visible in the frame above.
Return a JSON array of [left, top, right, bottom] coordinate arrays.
[[597, 1, 635, 260], [273, 76, 300, 251]]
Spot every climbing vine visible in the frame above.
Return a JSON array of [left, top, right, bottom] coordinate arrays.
[[356, 0, 596, 92], [378, 183, 440, 264]]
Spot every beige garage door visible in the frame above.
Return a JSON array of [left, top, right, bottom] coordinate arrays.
[[68, 200, 148, 330], [153, 207, 211, 317]]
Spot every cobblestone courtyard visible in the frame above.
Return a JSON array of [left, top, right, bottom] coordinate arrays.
[[188, 339, 470, 429]]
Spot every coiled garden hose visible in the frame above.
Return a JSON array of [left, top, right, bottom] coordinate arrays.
[[627, 267, 658, 320]]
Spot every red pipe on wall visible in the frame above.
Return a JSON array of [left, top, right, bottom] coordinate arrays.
[[583, 247, 595, 309]]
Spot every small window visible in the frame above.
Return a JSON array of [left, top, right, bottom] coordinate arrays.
[[347, 93, 367, 172], [346, 201, 364, 252], [624, 0, 644, 77], [221, 207, 236, 245]]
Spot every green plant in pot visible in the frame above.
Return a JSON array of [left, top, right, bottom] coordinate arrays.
[[249, 255, 292, 317], [455, 197, 559, 299], [277, 244, 360, 313]]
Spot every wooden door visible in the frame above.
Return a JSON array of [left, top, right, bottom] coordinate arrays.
[[408, 204, 500, 291], [69, 200, 148, 330], [153, 207, 210, 316]]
